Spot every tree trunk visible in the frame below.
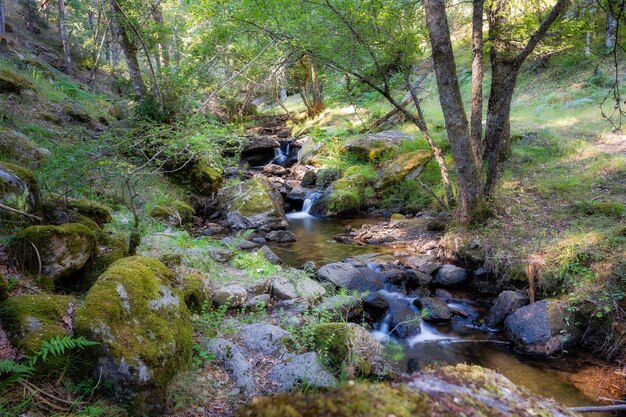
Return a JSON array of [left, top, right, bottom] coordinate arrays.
[[25, 0, 36, 33], [605, 12, 617, 49], [309, 57, 325, 116], [470, 0, 484, 166], [0, 0, 5, 46], [58, 0, 74, 75], [423, 0, 485, 223], [111, 0, 147, 100], [151, 0, 169, 68]]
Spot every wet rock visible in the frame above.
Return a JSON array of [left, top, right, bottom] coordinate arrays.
[[241, 364, 580, 417], [0, 128, 50, 167], [363, 291, 390, 318], [390, 303, 421, 338], [271, 273, 326, 302], [312, 322, 390, 377], [375, 150, 431, 191], [485, 291, 529, 328], [432, 265, 468, 286], [263, 164, 288, 176], [213, 284, 247, 308], [414, 297, 452, 323], [75, 257, 192, 414], [268, 352, 337, 392], [505, 299, 580, 356], [208, 246, 235, 262], [252, 237, 267, 245], [317, 262, 374, 292], [217, 177, 288, 231], [315, 295, 363, 322], [418, 261, 442, 275], [286, 187, 308, 206], [300, 170, 317, 187], [266, 230, 297, 242], [260, 245, 281, 265], [241, 136, 280, 166], [205, 338, 255, 396], [434, 288, 453, 301], [10, 223, 97, 281], [404, 270, 433, 287], [240, 323, 293, 357]]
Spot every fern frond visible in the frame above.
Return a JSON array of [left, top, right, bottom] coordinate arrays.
[[0, 359, 32, 376]]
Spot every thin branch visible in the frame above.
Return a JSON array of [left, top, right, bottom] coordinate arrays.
[[0, 204, 43, 222]]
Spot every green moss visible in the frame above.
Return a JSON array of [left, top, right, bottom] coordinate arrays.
[[150, 205, 178, 220], [316, 168, 342, 186], [312, 323, 351, 370], [0, 128, 50, 167], [228, 177, 278, 217], [1, 294, 76, 371], [66, 199, 113, 226], [574, 200, 625, 218], [171, 201, 195, 222], [326, 174, 374, 215], [180, 273, 211, 313], [75, 229, 129, 291], [75, 256, 192, 404], [375, 150, 432, 191], [149, 200, 195, 224], [0, 68, 33, 93], [0, 161, 43, 215], [189, 159, 223, 195]]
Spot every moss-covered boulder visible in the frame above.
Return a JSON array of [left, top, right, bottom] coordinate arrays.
[[1, 294, 76, 371], [185, 158, 223, 195], [297, 137, 324, 166], [217, 176, 288, 231], [0, 162, 43, 221], [179, 273, 211, 313], [149, 200, 195, 225], [239, 364, 580, 417], [65, 199, 113, 226], [75, 229, 128, 291], [310, 174, 373, 217], [312, 322, 389, 378], [10, 223, 97, 281], [0, 128, 51, 167], [42, 200, 104, 237], [75, 256, 192, 414], [344, 130, 413, 162], [0, 68, 33, 93], [375, 150, 432, 191]]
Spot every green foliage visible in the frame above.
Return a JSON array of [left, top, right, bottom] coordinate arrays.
[[230, 251, 279, 278]]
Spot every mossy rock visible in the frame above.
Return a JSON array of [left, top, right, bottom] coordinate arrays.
[[217, 176, 288, 231], [238, 364, 579, 417], [149, 200, 195, 225], [0, 162, 43, 221], [315, 167, 342, 187], [10, 223, 98, 281], [1, 294, 76, 372], [0, 128, 51, 167], [311, 174, 374, 217], [0, 68, 33, 93], [42, 200, 104, 238], [66, 199, 113, 226], [343, 130, 414, 162], [72, 229, 129, 291], [180, 273, 211, 313], [187, 158, 224, 195], [74, 256, 192, 414], [375, 150, 432, 191], [312, 322, 389, 378]]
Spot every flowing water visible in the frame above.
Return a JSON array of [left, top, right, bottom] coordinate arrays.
[[270, 210, 610, 413]]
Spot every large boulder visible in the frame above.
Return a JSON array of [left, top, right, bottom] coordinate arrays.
[[205, 338, 255, 396], [297, 137, 324, 166], [375, 150, 432, 191], [312, 322, 389, 378], [317, 262, 375, 292], [213, 284, 248, 308], [413, 297, 452, 323], [217, 177, 288, 231], [485, 290, 529, 328], [240, 364, 580, 417], [505, 299, 580, 356], [239, 323, 294, 357], [432, 264, 468, 286], [75, 257, 192, 414], [241, 136, 281, 166], [271, 272, 326, 302], [149, 201, 195, 225], [1, 294, 76, 371], [0, 162, 43, 220], [10, 223, 97, 281], [76, 229, 128, 291], [344, 130, 413, 162], [268, 352, 337, 392], [310, 174, 373, 217], [64, 199, 113, 226], [315, 294, 363, 322], [0, 128, 50, 167]]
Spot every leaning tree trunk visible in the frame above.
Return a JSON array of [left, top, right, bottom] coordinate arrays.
[[470, 0, 485, 166], [110, 0, 147, 100], [58, 0, 74, 75], [423, 0, 486, 223]]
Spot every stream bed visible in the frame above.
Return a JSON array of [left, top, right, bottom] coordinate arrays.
[[270, 213, 610, 414]]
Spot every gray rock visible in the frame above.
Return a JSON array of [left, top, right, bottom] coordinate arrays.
[[213, 284, 247, 308], [271, 273, 326, 302], [268, 352, 337, 391], [505, 299, 580, 356], [315, 295, 363, 322], [252, 237, 267, 245], [240, 323, 293, 357], [0, 162, 42, 219], [0, 128, 50, 167], [205, 338, 255, 396], [317, 262, 375, 292], [208, 246, 235, 262], [260, 245, 282, 265], [404, 270, 433, 286], [265, 230, 297, 242], [432, 265, 468, 286], [363, 290, 390, 312], [414, 297, 452, 323], [272, 298, 311, 316], [246, 278, 272, 298], [286, 186, 308, 204], [434, 288, 453, 301], [418, 261, 442, 275], [220, 236, 258, 250], [301, 261, 317, 272], [217, 177, 288, 231], [263, 164, 288, 176], [347, 323, 390, 377], [244, 294, 271, 310], [300, 170, 317, 187], [485, 291, 529, 328]]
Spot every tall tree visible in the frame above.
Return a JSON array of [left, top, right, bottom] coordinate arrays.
[[58, 0, 74, 74], [0, 0, 5, 46], [470, 0, 484, 165], [423, 0, 486, 223]]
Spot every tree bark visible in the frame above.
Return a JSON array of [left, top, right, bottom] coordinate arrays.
[[110, 0, 147, 100], [151, 0, 169, 68], [605, 11, 617, 49], [58, 0, 74, 75], [0, 0, 5, 46], [309, 57, 325, 115], [423, 0, 485, 223], [470, 0, 485, 166]]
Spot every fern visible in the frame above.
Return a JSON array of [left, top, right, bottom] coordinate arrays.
[[0, 359, 33, 388]]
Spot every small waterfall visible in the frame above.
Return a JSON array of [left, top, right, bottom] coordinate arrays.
[[302, 198, 313, 214], [287, 192, 320, 219], [272, 146, 288, 166]]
